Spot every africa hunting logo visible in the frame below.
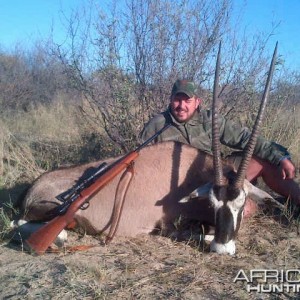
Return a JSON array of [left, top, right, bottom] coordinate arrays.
[[233, 269, 300, 293]]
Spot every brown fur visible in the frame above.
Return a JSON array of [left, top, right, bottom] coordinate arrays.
[[22, 141, 235, 237]]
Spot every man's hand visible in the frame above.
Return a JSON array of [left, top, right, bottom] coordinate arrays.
[[280, 158, 296, 179]]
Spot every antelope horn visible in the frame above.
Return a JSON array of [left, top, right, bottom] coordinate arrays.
[[234, 42, 278, 188], [212, 41, 224, 186]]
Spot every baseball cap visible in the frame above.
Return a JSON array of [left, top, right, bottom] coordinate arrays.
[[171, 79, 199, 98]]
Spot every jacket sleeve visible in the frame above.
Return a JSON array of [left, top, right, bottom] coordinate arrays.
[[219, 117, 290, 165]]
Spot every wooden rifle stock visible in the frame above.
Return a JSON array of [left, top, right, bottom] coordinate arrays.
[[26, 151, 139, 254]]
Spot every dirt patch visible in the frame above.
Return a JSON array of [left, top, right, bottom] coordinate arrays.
[[1, 212, 300, 300]]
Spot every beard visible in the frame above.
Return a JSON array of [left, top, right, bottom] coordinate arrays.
[[171, 107, 198, 123]]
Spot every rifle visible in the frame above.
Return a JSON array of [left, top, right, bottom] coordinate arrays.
[[26, 123, 171, 254]]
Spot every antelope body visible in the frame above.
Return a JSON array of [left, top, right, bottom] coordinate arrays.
[[21, 141, 270, 254]]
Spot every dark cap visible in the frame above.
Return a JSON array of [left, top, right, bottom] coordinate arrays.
[[171, 79, 199, 98]]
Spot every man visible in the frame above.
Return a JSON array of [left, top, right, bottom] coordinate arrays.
[[140, 79, 300, 215]]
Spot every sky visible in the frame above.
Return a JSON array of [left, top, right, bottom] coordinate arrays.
[[0, 0, 299, 71], [232, 0, 300, 70]]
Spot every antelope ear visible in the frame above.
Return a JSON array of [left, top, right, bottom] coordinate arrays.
[[179, 182, 213, 203], [244, 180, 272, 204], [244, 180, 286, 210]]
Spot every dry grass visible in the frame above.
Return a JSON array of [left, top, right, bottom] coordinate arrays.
[[0, 212, 300, 299], [0, 122, 44, 188], [2, 97, 83, 143], [0, 98, 113, 185], [262, 103, 300, 167]]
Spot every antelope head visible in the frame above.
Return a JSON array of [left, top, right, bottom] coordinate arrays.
[[209, 42, 278, 255]]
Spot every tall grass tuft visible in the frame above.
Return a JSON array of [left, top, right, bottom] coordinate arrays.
[[0, 121, 44, 188]]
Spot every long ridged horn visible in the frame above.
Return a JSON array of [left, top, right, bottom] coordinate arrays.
[[212, 41, 224, 186], [233, 42, 278, 188]]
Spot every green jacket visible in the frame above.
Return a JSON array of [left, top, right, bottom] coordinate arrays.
[[140, 108, 290, 166]]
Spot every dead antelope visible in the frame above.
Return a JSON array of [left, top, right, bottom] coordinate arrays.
[[19, 141, 273, 253], [16, 44, 277, 255]]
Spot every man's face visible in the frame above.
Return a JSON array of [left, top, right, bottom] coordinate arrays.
[[170, 93, 200, 122]]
